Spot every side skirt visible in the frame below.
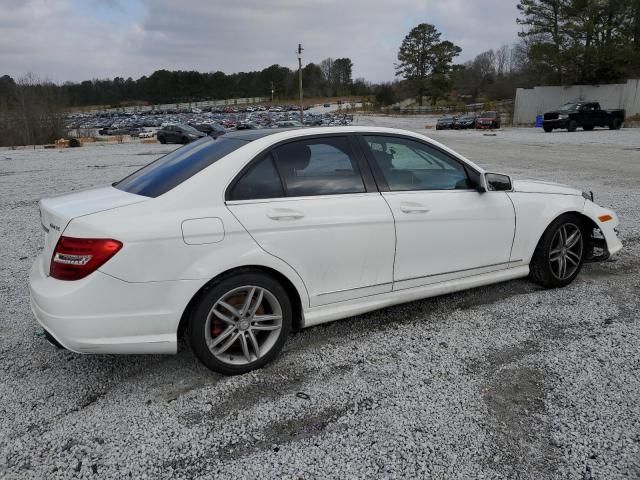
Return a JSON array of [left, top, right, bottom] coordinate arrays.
[[302, 265, 530, 328]]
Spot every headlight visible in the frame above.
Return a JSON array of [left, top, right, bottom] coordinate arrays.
[[582, 191, 594, 202], [558, 114, 568, 119]]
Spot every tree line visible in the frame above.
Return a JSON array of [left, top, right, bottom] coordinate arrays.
[[2, 0, 640, 145], [517, 0, 640, 84], [0, 57, 360, 110]]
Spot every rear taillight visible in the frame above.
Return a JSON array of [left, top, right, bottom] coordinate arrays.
[[50, 236, 123, 281]]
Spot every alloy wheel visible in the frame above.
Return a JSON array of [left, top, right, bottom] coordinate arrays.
[[204, 286, 283, 366], [548, 223, 583, 280]]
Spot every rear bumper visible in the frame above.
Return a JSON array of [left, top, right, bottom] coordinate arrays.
[[29, 256, 202, 354], [476, 122, 499, 129]]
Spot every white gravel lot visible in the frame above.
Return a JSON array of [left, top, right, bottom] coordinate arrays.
[[1, 122, 639, 479]]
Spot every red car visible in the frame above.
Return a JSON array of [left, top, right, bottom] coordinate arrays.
[[476, 111, 501, 129]]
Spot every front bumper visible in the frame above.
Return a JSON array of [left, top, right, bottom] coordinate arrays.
[[542, 119, 569, 129], [583, 202, 623, 258], [29, 256, 202, 354]]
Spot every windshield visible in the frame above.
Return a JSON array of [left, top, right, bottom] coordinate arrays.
[[114, 136, 247, 197], [559, 103, 580, 112], [479, 112, 496, 118]]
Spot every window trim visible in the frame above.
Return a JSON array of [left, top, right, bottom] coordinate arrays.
[[355, 133, 482, 193], [224, 133, 376, 202], [227, 152, 286, 201]]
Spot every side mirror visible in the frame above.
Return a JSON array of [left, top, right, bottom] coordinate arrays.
[[480, 173, 513, 192]]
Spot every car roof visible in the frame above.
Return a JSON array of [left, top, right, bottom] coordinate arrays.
[[222, 128, 299, 141], [224, 125, 451, 142]]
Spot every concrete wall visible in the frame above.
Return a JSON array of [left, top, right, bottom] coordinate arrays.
[[514, 79, 640, 125]]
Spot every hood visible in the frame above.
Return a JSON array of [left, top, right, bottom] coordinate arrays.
[[512, 177, 582, 196]]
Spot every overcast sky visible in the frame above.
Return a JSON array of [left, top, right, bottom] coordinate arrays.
[[1, 0, 522, 84]]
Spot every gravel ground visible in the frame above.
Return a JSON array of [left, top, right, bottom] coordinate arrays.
[[1, 123, 639, 479]]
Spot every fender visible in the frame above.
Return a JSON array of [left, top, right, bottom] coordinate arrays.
[[507, 192, 587, 264]]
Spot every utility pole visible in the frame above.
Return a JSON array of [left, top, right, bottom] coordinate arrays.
[[270, 81, 274, 103], [297, 43, 304, 124]]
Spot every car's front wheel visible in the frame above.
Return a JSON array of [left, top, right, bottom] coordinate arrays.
[[529, 214, 586, 288], [188, 272, 292, 375]]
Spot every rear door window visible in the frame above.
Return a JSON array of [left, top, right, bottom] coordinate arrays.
[[115, 136, 246, 198], [229, 154, 284, 200], [273, 137, 365, 197]]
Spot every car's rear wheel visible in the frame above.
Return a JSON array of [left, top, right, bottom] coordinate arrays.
[[188, 272, 292, 375], [610, 118, 622, 130], [567, 120, 578, 132], [529, 214, 586, 288]]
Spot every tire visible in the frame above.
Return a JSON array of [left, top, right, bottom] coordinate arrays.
[[567, 120, 578, 132], [610, 118, 622, 130], [182, 136, 190, 144], [583, 125, 594, 131], [158, 136, 166, 144], [188, 271, 292, 375], [543, 126, 553, 133], [529, 213, 587, 288]]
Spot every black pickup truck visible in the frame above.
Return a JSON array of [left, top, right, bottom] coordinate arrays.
[[542, 102, 625, 132]]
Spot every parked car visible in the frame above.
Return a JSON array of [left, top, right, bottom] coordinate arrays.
[[236, 122, 259, 130], [542, 102, 625, 132], [191, 122, 226, 137], [156, 124, 206, 144], [98, 126, 130, 136], [30, 127, 622, 374], [453, 113, 477, 129], [276, 120, 303, 128], [476, 111, 501, 129], [98, 126, 116, 136], [435, 115, 457, 130], [128, 127, 144, 138], [138, 129, 155, 139]]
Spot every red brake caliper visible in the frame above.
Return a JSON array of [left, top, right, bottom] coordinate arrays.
[[211, 319, 224, 337]]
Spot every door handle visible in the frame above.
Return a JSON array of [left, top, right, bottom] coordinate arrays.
[[400, 202, 430, 214], [266, 208, 304, 220]]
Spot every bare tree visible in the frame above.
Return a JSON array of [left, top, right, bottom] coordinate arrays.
[[495, 45, 510, 75], [473, 49, 496, 78]]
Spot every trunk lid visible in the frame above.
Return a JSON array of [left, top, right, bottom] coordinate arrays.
[[39, 186, 147, 275]]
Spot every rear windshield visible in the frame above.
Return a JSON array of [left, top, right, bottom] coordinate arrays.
[[114, 136, 246, 197]]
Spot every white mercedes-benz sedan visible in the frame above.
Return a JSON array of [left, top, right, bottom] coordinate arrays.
[[29, 127, 622, 374]]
